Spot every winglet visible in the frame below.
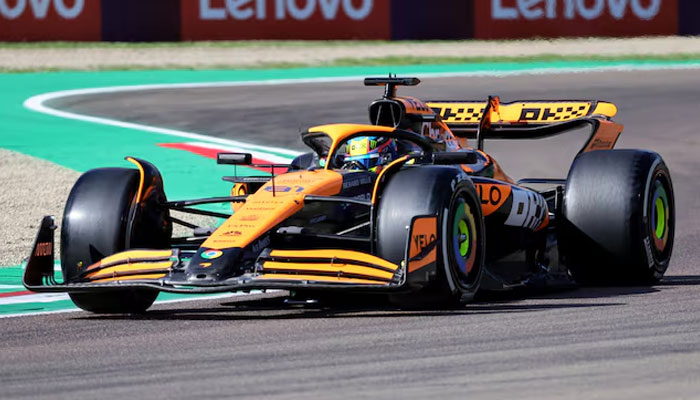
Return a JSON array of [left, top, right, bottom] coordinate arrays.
[[23, 216, 57, 288]]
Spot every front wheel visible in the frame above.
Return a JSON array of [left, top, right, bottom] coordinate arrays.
[[62, 167, 162, 313], [376, 166, 484, 308]]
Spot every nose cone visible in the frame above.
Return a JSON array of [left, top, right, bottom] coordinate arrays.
[[184, 247, 243, 283]]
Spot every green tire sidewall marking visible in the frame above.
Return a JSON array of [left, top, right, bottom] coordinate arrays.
[[451, 198, 477, 276], [453, 202, 471, 260], [651, 179, 670, 253], [458, 219, 469, 257], [655, 196, 666, 239]]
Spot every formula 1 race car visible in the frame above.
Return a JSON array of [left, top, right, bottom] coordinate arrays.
[[23, 77, 675, 313]]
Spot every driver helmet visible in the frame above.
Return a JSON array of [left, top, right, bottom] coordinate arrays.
[[344, 136, 398, 173]]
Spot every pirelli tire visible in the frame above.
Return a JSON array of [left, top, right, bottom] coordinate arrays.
[[561, 150, 675, 285], [376, 165, 484, 308], [61, 168, 160, 313]]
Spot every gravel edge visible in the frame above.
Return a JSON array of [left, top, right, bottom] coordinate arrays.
[[2, 36, 700, 71]]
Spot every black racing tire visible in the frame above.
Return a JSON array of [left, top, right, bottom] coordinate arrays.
[[561, 150, 674, 285], [61, 168, 158, 313], [376, 166, 484, 308]]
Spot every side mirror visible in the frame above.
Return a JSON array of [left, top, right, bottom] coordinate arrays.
[[217, 153, 252, 165]]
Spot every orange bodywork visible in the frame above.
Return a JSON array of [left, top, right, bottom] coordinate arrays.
[[253, 274, 386, 285], [261, 262, 394, 281], [258, 249, 399, 283], [474, 183, 513, 217], [91, 273, 168, 283], [82, 249, 177, 282], [582, 119, 624, 152], [231, 183, 248, 211], [408, 216, 438, 273], [203, 169, 343, 250], [267, 249, 398, 271], [84, 249, 176, 272], [371, 155, 410, 203], [85, 261, 174, 280], [125, 157, 146, 203]]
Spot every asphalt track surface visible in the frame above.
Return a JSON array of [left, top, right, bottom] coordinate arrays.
[[3, 70, 700, 399]]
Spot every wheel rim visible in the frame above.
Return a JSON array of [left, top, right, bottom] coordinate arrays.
[[649, 175, 672, 257], [451, 197, 478, 281]]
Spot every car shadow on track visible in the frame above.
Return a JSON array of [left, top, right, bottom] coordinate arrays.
[[77, 294, 625, 322], [521, 274, 700, 300], [76, 275, 700, 322], [656, 275, 700, 286]]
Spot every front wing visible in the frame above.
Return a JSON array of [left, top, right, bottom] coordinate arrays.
[[23, 217, 405, 295]]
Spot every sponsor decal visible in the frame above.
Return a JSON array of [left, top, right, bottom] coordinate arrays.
[[222, 230, 243, 237], [504, 187, 548, 230], [264, 185, 304, 193], [342, 174, 372, 189], [408, 216, 438, 273], [352, 193, 371, 200], [244, 207, 276, 212], [517, 105, 589, 122], [0, 0, 101, 40], [401, 97, 432, 114], [644, 236, 655, 267], [182, 0, 390, 40], [198, 0, 375, 21], [238, 214, 260, 221], [475, 0, 678, 39], [199, 262, 213, 268], [34, 242, 52, 257], [413, 232, 436, 254], [434, 106, 485, 124], [201, 249, 223, 260], [0, 0, 85, 19], [475, 183, 512, 216], [589, 137, 615, 150]]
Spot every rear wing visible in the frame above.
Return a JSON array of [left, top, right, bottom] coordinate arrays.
[[427, 100, 617, 131], [426, 99, 623, 153]]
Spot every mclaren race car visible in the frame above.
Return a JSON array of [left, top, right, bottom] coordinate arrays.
[[23, 77, 675, 313]]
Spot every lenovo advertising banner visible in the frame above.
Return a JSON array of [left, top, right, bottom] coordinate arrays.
[[181, 0, 391, 40], [0, 0, 101, 40], [474, 0, 679, 39]]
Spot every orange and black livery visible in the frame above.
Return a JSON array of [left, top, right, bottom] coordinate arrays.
[[24, 77, 675, 313]]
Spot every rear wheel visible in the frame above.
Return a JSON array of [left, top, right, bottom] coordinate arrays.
[[61, 168, 160, 313], [376, 166, 484, 308], [561, 150, 674, 284]]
